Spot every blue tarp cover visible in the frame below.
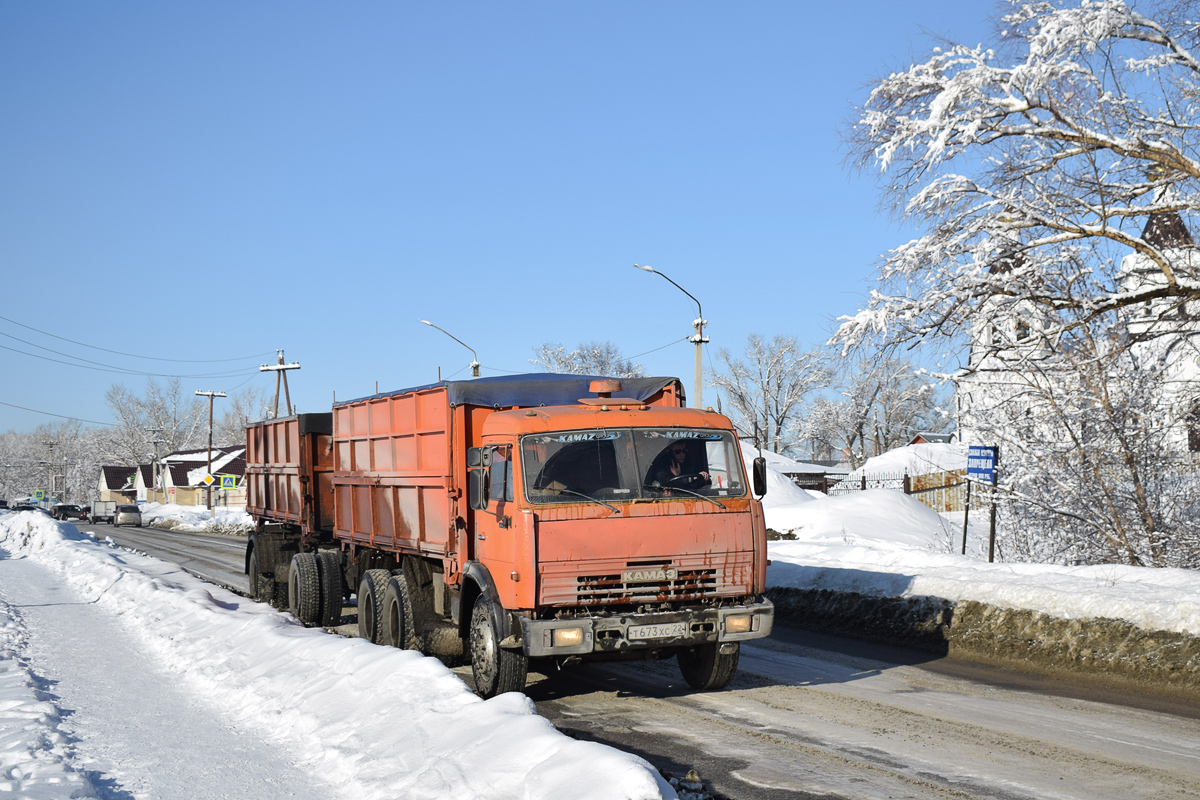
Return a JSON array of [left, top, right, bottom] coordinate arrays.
[[335, 373, 680, 409]]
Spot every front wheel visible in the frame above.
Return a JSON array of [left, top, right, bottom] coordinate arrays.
[[469, 597, 528, 698], [677, 642, 739, 690]]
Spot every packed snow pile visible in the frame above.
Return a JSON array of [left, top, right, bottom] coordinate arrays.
[[140, 502, 253, 533], [763, 488, 1200, 637], [0, 511, 675, 800]]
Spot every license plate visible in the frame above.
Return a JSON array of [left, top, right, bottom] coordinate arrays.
[[627, 622, 687, 641]]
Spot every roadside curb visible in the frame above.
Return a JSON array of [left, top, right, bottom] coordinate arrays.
[[767, 586, 1200, 698]]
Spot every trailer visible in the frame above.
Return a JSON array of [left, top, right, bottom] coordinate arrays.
[[245, 373, 773, 697]]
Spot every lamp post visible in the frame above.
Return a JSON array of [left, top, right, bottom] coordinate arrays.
[[418, 319, 480, 378], [633, 264, 708, 408]]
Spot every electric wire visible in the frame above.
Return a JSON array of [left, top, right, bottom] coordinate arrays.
[[0, 341, 259, 379], [0, 399, 117, 426], [0, 313, 275, 363]]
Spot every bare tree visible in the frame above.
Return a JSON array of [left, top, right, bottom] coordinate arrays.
[[708, 334, 829, 454], [215, 386, 268, 447], [96, 378, 205, 466], [801, 356, 948, 468], [530, 341, 644, 377]]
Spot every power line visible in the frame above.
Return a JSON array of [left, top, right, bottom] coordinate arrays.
[[628, 338, 689, 360], [0, 399, 117, 426], [0, 341, 259, 379], [0, 313, 275, 363]]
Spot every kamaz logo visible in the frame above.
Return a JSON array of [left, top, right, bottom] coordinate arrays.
[[623, 568, 678, 582]]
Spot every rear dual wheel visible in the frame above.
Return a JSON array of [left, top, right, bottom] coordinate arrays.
[[357, 569, 392, 644], [382, 574, 418, 650], [289, 551, 345, 628]]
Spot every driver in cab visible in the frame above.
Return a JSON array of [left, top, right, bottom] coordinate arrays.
[[654, 440, 711, 491]]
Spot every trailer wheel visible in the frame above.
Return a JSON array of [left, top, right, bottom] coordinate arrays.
[[248, 549, 272, 602], [288, 553, 322, 627], [317, 551, 344, 628], [357, 569, 391, 644], [382, 574, 417, 650], [469, 597, 528, 698], [677, 642, 740, 691]]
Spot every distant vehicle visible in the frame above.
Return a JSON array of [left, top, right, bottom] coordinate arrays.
[[51, 504, 86, 521], [114, 505, 142, 527], [0, 499, 8, 509], [9, 504, 50, 514], [90, 501, 118, 524]]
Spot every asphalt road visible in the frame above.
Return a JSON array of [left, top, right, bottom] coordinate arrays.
[[85, 523, 1200, 800]]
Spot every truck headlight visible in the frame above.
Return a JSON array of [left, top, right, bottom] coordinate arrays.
[[725, 614, 753, 634], [551, 627, 584, 647]]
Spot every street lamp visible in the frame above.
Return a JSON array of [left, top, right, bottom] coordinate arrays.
[[633, 264, 708, 408], [418, 319, 481, 378]]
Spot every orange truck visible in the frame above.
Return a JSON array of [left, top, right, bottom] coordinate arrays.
[[244, 373, 773, 696]]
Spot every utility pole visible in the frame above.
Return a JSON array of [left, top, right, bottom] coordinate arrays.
[[43, 440, 58, 506], [146, 427, 163, 504], [195, 391, 226, 511], [260, 349, 301, 417]]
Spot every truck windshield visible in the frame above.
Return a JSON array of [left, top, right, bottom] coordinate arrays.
[[520, 428, 746, 505]]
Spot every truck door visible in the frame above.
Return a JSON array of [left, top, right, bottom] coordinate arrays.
[[470, 445, 519, 606]]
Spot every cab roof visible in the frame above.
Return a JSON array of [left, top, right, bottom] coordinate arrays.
[[483, 403, 735, 437]]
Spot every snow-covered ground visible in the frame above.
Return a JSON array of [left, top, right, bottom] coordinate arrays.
[[0, 511, 674, 800], [139, 502, 253, 532], [5, 449, 1198, 798]]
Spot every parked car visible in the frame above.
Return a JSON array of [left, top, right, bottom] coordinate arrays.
[[0, 499, 8, 508], [51, 504, 86, 521], [8, 504, 50, 514], [114, 505, 142, 527]]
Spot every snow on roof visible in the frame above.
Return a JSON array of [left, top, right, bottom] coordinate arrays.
[[846, 443, 968, 478]]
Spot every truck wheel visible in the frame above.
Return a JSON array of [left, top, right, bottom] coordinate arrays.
[[248, 549, 272, 602], [288, 553, 322, 627], [382, 574, 417, 650], [469, 597, 527, 698], [317, 551, 344, 628], [357, 569, 391, 644], [677, 642, 740, 690]]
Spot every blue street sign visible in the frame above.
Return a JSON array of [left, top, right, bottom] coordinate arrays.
[[220, 475, 236, 489], [967, 445, 998, 482]]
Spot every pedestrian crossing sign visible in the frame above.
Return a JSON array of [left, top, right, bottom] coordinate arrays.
[[220, 475, 236, 489]]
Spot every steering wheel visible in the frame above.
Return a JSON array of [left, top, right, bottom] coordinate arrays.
[[666, 473, 704, 487]]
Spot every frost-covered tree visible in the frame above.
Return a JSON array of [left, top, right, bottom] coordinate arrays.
[[843, 0, 1200, 567], [215, 385, 268, 447], [96, 378, 205, 466], [800, 356, 948, 468], [529, 341, 645, 378], [708, 334, 829, 454], [843, 0, 1200, 348]]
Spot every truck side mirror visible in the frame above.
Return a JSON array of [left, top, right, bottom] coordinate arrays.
[[753, 457, 767, 497], [467, 447, 483, 468], [468, 466, 490, 510]]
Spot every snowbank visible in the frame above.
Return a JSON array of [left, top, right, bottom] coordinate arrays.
[[139, 502, 253, 532], [0, 511, 674, 800], [762, 488, 1200, 637]]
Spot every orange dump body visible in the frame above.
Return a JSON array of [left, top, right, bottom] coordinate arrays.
[[245, 413, 334, 537]]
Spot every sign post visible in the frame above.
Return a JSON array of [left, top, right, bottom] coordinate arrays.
[[965, 446, 1000, 561]]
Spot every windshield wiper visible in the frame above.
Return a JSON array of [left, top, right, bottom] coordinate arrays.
[[555, 488, 621, 513], [642, 484, 726, 509]]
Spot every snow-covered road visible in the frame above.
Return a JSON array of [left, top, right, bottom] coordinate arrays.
[[0, 511, 675, 800]]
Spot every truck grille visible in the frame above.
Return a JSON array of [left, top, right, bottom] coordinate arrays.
[[539, 552, 754, 607], [575, 568, 717, 604]]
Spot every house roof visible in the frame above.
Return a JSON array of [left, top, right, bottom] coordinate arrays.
[[100, 466, 136, 491]]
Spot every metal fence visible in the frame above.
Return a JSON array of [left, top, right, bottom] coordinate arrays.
[[827, 468, 986, 512]]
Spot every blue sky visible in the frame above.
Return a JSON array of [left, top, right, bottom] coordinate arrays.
[[0, 2, 992, 432]]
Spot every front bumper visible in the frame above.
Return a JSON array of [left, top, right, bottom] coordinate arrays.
[[519, 599, 774, 658]]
